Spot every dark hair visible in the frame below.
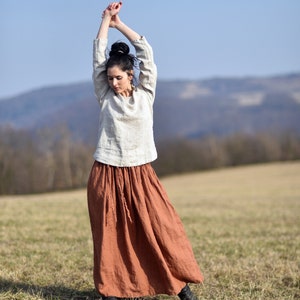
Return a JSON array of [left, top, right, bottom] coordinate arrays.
[[106, 42, 139, 85]]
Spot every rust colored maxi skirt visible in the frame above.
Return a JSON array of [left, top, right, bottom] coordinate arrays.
[[87, 161, 203, 298]]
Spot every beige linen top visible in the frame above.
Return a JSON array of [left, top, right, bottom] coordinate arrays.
[[92, 36, 158, 167]]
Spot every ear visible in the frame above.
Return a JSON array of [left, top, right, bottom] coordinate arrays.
[[128, 70, 134, 78]]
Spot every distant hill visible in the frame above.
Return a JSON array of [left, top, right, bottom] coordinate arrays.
[[1, 73, 300, 143]]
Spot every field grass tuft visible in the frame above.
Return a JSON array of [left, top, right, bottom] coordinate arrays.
[[1, 162, 299, 299]]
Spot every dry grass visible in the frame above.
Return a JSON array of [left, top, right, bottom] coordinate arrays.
[[0, 162, 299, 299]]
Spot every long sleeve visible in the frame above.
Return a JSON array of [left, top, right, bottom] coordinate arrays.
[[93, 38, 110, 104], [132, 37, 157, 103]]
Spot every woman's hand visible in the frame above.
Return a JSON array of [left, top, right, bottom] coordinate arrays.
[[102, 2, 122, 27]]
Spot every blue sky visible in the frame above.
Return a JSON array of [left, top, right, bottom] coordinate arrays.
[[1, 0, 299, 98]]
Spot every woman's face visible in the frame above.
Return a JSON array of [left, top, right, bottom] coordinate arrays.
[[107, 66, 133, 96]]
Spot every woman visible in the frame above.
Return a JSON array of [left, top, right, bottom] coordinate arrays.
[[87, 2, 204, 299]]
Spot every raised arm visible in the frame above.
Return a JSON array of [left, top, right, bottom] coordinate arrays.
[[93, 3, 123, 103], [96, 2, 122, 39], [114, 19, 141, 42]]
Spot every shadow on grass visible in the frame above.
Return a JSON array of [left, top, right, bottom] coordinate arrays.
[[0, 278, 100, 300], [0, 279, 166, 300]]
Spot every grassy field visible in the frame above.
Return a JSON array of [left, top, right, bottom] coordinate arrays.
[[0, 162, 299, 300]]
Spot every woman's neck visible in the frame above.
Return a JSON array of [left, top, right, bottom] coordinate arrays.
[[119, 87, 133, 97]]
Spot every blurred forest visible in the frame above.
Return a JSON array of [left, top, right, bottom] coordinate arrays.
[[0, 125, 299, 195]]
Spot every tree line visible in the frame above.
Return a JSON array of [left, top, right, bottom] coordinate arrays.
[[153, 131, 300, 176], [0, 125, 299, 195], [0, 126, 94, 195]]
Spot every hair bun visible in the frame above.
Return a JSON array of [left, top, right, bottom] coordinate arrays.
[[109, 42, 130, 57]]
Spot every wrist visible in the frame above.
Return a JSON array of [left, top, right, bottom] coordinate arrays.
[[102, 14, 111, 21]]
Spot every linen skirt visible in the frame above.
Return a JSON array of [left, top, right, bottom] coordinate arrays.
[[87, 161, 203, 297]]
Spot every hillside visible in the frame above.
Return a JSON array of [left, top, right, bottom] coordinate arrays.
[[0, 73, 300, 142]]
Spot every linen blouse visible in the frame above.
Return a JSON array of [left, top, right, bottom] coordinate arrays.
[[92, 36, 158, 167]]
